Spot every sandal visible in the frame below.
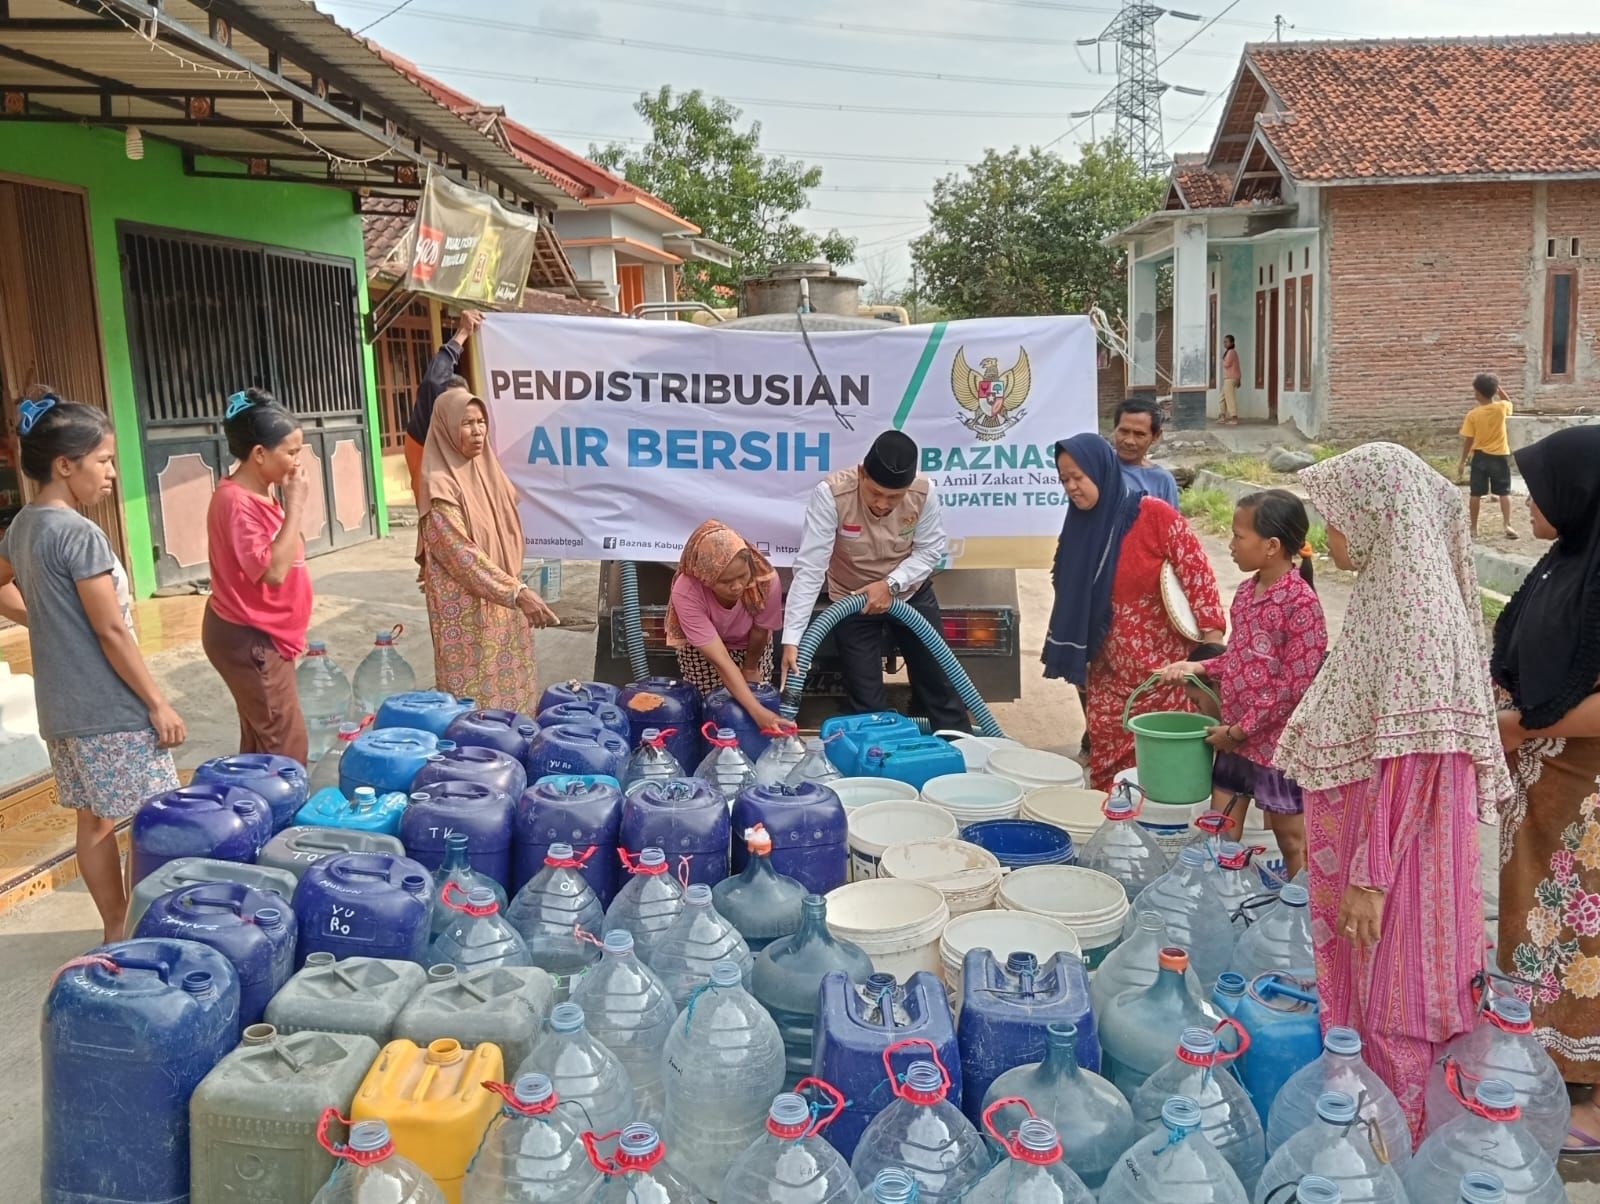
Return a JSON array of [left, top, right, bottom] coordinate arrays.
[[1563, 1124, 1600, 1155]]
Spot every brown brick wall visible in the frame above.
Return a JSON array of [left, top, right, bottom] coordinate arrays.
[[1323, 181, 1600, 438]]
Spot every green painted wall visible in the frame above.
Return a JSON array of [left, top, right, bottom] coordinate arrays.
[[0, 122, 388, 596]]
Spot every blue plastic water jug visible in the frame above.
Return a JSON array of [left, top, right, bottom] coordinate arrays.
[[401, 780, 516, 889], [812, 970, 959, 1160], [957, 949, 1095, 1124], [193, 753, 308, 833], [537, 699, 631, 740], [295, 785, 408, 837], [621, 776, 731, 888], [704, 683, 785, 761], [374, 689, 469, 737], [731, 782, 849, 896], [339, 727, 439, 797], [132, 881, 295, 1026], [527, 724, 630, 782], [131, 783, 275, 886], [618, 677, 703, 769], [291, 851, 433, 965], [537, 679, 619, 714], [1232, 972, 1322, 1123], [411, 743, 527, 805], [514, 775, 626, 903], [858, 736, 966, 791], [819, 713, 922, 776], [42, 940, 241, 1204], [445, 707, 539, 761]]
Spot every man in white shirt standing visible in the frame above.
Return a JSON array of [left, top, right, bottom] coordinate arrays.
[[780, 430, 969, 731]]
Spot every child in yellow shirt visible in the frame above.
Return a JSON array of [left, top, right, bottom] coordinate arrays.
[[1456, 372, 1518, 540]]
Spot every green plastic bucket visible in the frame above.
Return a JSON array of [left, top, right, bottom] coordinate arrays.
[[1121, 673, 1219, 805]]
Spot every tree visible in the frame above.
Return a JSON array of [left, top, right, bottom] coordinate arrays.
[[591, 88, 856, 304], [859, 250, 902, 305], [910, 140, 1165, 321]]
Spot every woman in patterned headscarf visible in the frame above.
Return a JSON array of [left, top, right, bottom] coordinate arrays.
[[1276, 442, 1510, 1145], [665, 519, 791, 734]]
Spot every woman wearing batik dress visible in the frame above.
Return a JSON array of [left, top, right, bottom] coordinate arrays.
[[1493, 425, 1600, 1153], [1043, 432, 1225, 791], [416, 386, 558, 710], [1275, 442, 1510, 1145]]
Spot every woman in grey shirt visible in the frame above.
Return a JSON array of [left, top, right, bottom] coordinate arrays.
[[0, 395, 184, 942]]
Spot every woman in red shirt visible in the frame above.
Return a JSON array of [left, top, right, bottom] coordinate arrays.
[[201, 389, 313, 763]]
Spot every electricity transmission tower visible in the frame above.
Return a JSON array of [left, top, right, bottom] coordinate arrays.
[[1074, 2, 1206, 174]]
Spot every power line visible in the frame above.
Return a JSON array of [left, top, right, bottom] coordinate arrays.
[[353, 0, 418, 35], [555, 128, 978, 167], [804, 207, 928, 219], [811, 185, 938, 194]]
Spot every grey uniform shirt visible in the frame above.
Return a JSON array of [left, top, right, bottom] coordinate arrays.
[[0, 505, 147, 741]]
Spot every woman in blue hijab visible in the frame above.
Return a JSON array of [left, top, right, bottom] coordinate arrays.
[[1044, 432, 1224, 789]]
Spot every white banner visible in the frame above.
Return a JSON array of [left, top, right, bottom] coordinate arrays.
[[478, 313, 1097, 568]]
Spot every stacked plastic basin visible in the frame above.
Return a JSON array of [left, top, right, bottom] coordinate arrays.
[[513, 775, 626, 902]]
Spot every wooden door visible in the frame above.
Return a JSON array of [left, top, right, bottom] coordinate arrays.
[[1267, 288, 1281, 421], [0, 178, 129, 566]]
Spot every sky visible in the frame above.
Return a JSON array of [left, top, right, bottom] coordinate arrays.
[[318, 0, 1599, 293]]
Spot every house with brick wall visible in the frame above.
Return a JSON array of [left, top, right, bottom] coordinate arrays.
[[1109, 36, 1600, 438]]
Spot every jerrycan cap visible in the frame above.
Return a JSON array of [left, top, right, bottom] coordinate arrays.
[[1315, 1091, 1358, 1125], [1160, 1095, 1202, 1133], [1280, 883, 1310, 906], [253, 907, 285, 934], [1324, 1026, 1363, 1056], [1296, 1177, 1342, 1204], [603, 929, 635, 955], [401, 873, 428, 894], [684, 883, 713, 905], [182, 970, 216, 998], [1005, 951, 1039, 976], [1215, 971, 1247, 999], [1459, 1170, 1507, 1203], [550, 1002, 586, 1033]]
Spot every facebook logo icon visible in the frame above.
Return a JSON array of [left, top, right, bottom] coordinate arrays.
[[603, 536, 618, 550]]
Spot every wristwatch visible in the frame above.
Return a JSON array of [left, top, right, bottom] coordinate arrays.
[[887, 579, 905, 599]]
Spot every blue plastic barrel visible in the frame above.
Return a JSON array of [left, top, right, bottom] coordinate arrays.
[[192, 754, 308, 833], [730, 782, 848, 896], [411, 744, 528, 803], [525, 724, 630, 783], [514, 775, 626, 902], [1233, 972, 1322, 1121], [617, 677, 702, 769], [339, 727, 439, 797], [620, 776, 730, 888], [959, 819, 1076, 869], [42, 939, 240, 1203], [704, 683, 785, 760], [819, 713, 923, 776], [444, 708, 540, 761], [400, 779, 516, 888], [290, 852, 433, 966], [374, 689, 470, 736], [536, 699, 631, 741], [536, 679, 619, 714], [293, 786, 407, 837], [131, 784, 274, 886]]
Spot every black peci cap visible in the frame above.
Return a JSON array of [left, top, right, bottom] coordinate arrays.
[[863, 430, 919, 489]]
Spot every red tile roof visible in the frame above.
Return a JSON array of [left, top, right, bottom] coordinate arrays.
[[1173, 162, 1235, 209], [1245, 36, 1600, 182]]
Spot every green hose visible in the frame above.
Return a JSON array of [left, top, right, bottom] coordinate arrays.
[[619, 560, 651, 682], [779, 594, 1008, 739]]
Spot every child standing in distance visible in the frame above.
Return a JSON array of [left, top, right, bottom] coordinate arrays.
[[1456, 372, 1519, 541], [1158, 489, 1327, 879], [0, 395, 183, 941]]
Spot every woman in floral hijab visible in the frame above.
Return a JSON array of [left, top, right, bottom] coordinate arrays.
[[1276, 442, 1510, 1145]]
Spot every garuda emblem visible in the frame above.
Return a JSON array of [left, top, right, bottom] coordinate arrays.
[[951, 346, 1031, 441]]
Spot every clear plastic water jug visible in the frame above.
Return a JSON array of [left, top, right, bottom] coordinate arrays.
[[580, 1122, 709, 1204], [1267, 1027, 1412, 1169], [430, 832, 510, 938], [518, 1002, 636, 1135], [1401, 1074, 1565, 1203], [624, 728, 686, 797], [647, 882, 754, 1007], [504, 844, 605, 997], [1078, 790, 1168, 901], [754, 733, 808, 789], [299, 642, 354, 763], [966, 1105, 1094, 1204], [1100, 947, 1222, 1097], [1255, 1090, 1407, 1204], [1126, 846, 1239, 989], [309, 723, 364, 792], [1208, 841, 1267, 934], [353, 626, 418, 717], [981, 1022, 1139, 1192], [605, 847, 686, 946], [1457, 1170, 1507, 1202], [752, 893, 874, 1088], [1093, 909, 1205, 1017], [310, 1114, 446, 1203], [461, 1073, 601, 1204], [787, 739, 842, 788], [849, 1042, 992, 1204], [1130, 1025, 1265, 1195], [718, 1085, 862, 1204], [1423, 995, 1570, 1159], [1100, 1095, 1250, 1203], [572, 929, 677, 1123], [696, 724, 756, 805], [713, 825, 807, 954], [427, 884, 532, 971], [1230, 883, 1315, 982]]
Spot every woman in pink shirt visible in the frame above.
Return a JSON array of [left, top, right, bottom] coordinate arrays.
[[665, 519, 791, 734], [201, 390, 313, 763]]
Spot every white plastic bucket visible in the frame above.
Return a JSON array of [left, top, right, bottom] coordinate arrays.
[[1019, 786, 1107, 845], [998, 865, 1130, 969], [826, 879, 950, 981], [879, 838, 1003, 916], [985, 747, 1086, 791], [920, 773, 1025, 824], [832, 777, 921, 812], [935, 730, 1024, 772], [940, 909, 1082, 1004], [847, 799, 959, 882]]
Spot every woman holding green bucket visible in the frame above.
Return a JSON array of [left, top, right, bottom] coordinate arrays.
[[1044, 432, 1224, 791], [1273, 442, 1510, 1145]]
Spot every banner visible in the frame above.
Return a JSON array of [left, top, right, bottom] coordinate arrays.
[[478, 313, 1097, 569], [396, 173, 540, 308]]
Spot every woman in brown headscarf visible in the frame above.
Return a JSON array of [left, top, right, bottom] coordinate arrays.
[[416, 387, 557, 709]]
